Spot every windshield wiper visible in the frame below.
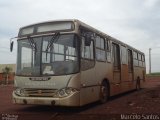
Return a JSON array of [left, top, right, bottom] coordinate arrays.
[[45, 32, 60, 60], [27, 36, 37, 51], [46, 32, 60, 52]]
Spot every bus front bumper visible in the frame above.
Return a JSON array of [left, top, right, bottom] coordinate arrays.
[[12, 91, 80, 106]]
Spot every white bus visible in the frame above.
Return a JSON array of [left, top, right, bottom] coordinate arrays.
[[11, 19, 146, 106]]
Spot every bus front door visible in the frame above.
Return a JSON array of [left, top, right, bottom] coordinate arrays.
[[112, 43, 121, 95]]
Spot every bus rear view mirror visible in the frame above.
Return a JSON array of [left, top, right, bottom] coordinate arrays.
[[85, 37, 91, 46], [10, 37, 17, 52], [10, 41, 14, 52]]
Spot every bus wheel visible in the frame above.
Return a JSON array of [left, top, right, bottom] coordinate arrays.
[[100, 82, 109, 103], [136, 77, 141, 90]]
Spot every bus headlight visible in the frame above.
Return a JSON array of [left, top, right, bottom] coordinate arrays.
[[57, 87, 78, 98], [14, 88, 25, 96], [15, 88, 21, 96]]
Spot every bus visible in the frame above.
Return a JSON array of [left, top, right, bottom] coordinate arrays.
[[11, 19, 146, 106]]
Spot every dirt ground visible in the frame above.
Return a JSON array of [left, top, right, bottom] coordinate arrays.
[[0, 76, 160, 120]]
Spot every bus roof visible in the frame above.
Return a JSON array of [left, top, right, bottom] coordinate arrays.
[[76, 19, 144, 55], [20, 19, 144, 55]]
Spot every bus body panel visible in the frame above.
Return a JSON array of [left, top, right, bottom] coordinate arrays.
[[80, 66, 99, 105]]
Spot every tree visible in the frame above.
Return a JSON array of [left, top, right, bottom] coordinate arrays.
[[2, 66, 12, 85]]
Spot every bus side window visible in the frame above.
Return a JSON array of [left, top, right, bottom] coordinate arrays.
[[121, 46, 127, 64], [142, 55, 145, 67], [138, 54, 143, 67], [133, 51, 138, 66], [81, 36, 94, 70], [95, 35, 106, 61], [106, 39, 111, 62]]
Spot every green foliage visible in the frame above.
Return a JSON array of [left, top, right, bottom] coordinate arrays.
[[2, 66, 12, 75], [1, 66, 13, 84], [2, 66, 12, 79], [146, 72, 160, 76]]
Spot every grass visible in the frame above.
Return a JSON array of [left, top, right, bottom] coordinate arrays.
[[146, 72, 160, 76]]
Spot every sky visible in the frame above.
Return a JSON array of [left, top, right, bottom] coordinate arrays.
[[0, 0, 160, 73]]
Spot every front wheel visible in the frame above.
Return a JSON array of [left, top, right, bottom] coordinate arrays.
[[100, 82, 109, 103]]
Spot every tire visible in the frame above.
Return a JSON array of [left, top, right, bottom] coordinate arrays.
[[136, 78, 141, 90], [100, 81, 109, 103]]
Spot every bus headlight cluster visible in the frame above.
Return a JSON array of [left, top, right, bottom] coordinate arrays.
[[14, 88, 25, 96], [57, 87, 78, 98]]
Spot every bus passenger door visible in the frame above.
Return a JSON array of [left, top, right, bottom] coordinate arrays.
[[112, 43, 121, 85], [128, 49, 133, 81]]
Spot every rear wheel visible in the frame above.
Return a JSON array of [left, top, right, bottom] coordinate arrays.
[[136, 77, 141, 90], [100, 81, 109, 103]]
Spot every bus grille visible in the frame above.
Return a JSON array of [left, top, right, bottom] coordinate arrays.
[[23, 89, 57, 97]]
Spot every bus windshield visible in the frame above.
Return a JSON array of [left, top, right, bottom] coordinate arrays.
[[16, 34, 79, 76]]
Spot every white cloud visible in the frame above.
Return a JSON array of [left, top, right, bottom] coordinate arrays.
[[144, 0, 159, 7], [0, 0, 160, 72]]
